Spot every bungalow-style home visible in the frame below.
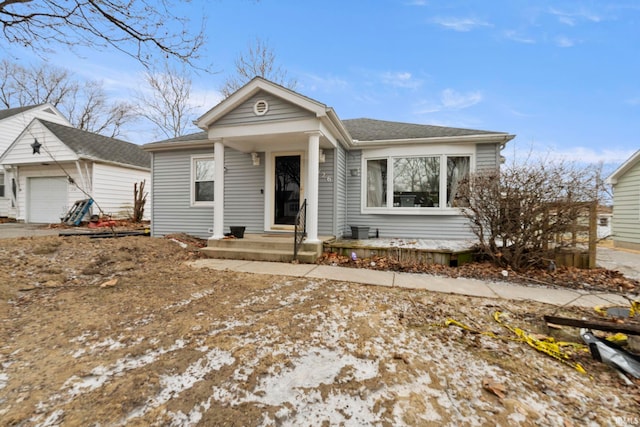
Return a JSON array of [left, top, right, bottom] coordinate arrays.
[[0, 104, 71, 218], [606, 150, 640, 250], [0, 118, 150, 223], [144, 77, 515, 261]]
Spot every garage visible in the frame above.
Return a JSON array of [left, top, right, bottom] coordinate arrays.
[[27, 177, 68, 223]]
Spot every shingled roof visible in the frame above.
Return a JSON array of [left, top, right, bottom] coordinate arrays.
[[342, 118, 507, 141], [0, 104, 45, 121], [39, 120, 150, 169], [150, 131, 209, 144]]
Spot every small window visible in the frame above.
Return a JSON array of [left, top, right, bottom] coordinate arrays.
[[192, 157, 214, 204], [0, 173, 5, 198], [366, 159, 387, 207], [599, 217, 608, 226]]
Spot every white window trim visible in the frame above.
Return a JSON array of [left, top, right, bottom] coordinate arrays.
[[360, 144, 474, 215], [190, 155, 215, 207]]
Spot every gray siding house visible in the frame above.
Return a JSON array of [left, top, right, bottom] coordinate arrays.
[[144, 77, 515, 243], [607, 150, 640, 250]]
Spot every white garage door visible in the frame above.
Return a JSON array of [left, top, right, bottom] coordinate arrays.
[[28, 177, 68, 223]]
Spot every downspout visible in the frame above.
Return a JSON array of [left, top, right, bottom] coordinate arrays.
[[84, 162, 92, 194], [75, 161, 89, 193], [344, 148, 349, 239]]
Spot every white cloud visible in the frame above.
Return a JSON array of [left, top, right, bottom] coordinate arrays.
[[299, 74, 349, 93], [415, 88, 482, 114], [507, 143, 635, 166], [189, 88, 223, 113], [555, 35, 576, 47], [431, 17, 492, 32], [380, 71, 423, 89], [549, 8, 603, 26], [440, 88, 482, 109], [503, 30, 536, 44], [626, 97, 640, 106]]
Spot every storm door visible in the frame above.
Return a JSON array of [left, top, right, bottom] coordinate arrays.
[[273, 154, 302, 226]]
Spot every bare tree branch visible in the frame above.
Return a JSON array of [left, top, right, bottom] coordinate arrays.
[[0, 0, 206, 68], [220, 37, 297, 98], [0, 59, 137, 137], [136, 62, 198, 139]]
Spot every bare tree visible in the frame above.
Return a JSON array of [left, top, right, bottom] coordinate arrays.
[[0, 0, 205, 68], [0, 60, 77, 108], [0, 60, 136, 137], [456, 156, 601, 271], [65, 80, 137, 138], [136, 63, 198, 139], [220, 37, 297, 98]]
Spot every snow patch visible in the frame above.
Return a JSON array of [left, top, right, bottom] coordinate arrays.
[[126, 348, 234, 423]]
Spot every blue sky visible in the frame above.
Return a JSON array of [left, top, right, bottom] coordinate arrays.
[[5, 0, 640, 167]]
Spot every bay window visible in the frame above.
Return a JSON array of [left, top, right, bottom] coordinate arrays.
[[364, 152, 471, 212]]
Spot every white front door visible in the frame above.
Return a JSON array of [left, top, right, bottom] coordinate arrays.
[[270, 152, 304, 230]]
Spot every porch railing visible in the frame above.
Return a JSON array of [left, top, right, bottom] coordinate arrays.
[[293, 199, 307, 261]]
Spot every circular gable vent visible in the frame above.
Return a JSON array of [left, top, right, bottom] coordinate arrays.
[[253, 99, 269, 116]]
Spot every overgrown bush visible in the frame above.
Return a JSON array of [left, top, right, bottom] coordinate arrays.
[[457, 157, 601, 271]]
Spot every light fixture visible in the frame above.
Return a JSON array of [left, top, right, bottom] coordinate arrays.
[[319, 149, 325, 163], [251, 152, 260, 166], [350, 168, 360, 177]]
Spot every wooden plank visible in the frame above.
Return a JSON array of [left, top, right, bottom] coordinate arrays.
[[543, 315, 640, 336]]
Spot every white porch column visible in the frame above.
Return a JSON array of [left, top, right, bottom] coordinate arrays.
[[212, 139, 225, 239], [305, 132, 321, 243]]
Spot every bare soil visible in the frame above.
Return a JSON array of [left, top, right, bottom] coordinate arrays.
[[1, 234, 639, 426]]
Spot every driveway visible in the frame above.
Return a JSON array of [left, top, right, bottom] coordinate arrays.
[[0, 222, 59, 238], [596, 246, 640, 280]]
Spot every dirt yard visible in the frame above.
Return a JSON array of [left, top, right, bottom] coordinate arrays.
[[1, 234, 639, 426]]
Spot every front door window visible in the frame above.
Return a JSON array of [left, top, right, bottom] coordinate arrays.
[[274, 155, 301, 225]]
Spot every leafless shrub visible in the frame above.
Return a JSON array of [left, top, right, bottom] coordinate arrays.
[[457, 156, 601, 271]]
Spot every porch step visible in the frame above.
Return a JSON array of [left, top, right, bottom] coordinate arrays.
[[200, 233, 324, 263], [200, 246, 319, 263]]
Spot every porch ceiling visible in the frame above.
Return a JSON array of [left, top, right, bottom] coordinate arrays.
[[222, 132, 335, 153]]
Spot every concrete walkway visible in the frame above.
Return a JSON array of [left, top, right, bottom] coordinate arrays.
[[189, 258, 635, 308]]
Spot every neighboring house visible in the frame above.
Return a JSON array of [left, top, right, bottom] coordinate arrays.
[[0, 118, 150, 223], [597, 205, 613, 240], [0, 104, 71, 217], [606, 150, 640, 250], [143, 77, 515, 242]]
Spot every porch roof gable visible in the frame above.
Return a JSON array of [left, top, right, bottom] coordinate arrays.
[[196, 77, 330, 128]]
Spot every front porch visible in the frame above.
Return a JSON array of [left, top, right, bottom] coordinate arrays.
[[324, 238, 477, 267], [200, 233, 478, 266]]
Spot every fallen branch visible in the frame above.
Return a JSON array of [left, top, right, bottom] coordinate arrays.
[[544, 315, 640, 336]]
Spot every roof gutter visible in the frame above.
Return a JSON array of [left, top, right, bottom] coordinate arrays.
[[142, 139, 213, 152], [78, 156, 151, 172], [349, 133, 515, 148]]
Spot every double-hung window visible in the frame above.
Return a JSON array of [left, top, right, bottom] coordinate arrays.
[[192, 156, 214, 205], [363, 148, 472, 213]]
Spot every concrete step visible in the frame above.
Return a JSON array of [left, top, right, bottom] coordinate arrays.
[[207, 238, 296, 251], [200, 246, 319, 263]]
